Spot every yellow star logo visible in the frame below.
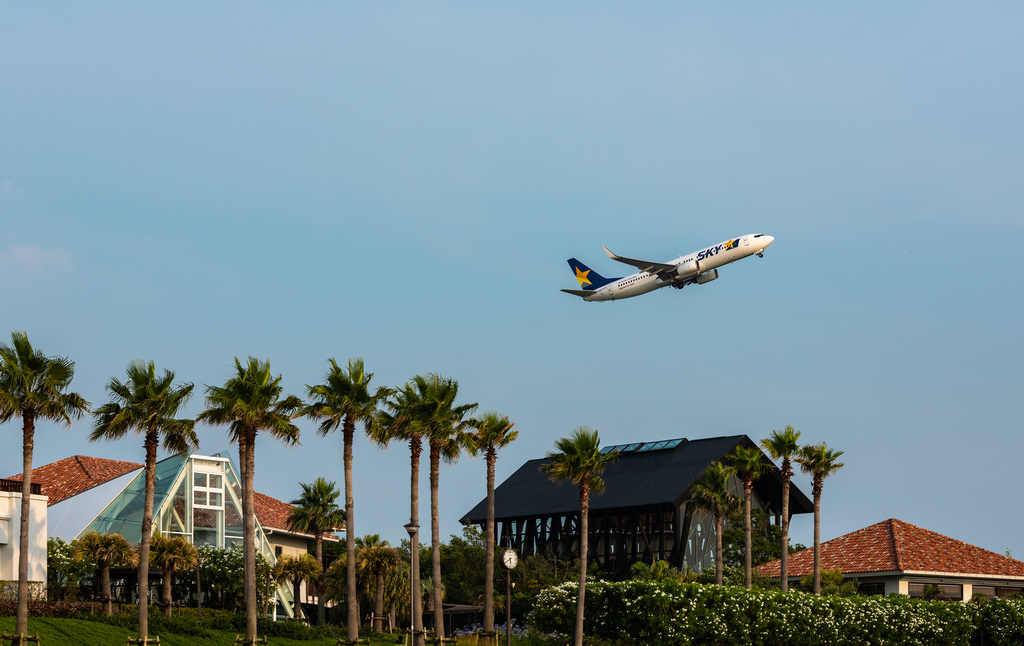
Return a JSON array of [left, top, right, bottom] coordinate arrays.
[[574, 266, 592, 287], [724, 239, 736, 250]]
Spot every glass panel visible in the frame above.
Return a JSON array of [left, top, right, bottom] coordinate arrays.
[[194, 472, 207, 488], [209, 474, 222, 489], [973, 586, 996, 599], [194, 507, 218, 530], [194, 491, 207, 506], [208, 491, 223, 507]]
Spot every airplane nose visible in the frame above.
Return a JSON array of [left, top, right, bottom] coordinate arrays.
[[763, 235, 775, 247]]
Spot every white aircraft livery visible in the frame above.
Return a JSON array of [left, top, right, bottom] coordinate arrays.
[[562, 233, 774, 302]]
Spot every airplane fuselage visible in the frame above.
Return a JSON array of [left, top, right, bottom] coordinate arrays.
[[578, 233, 773, 302]]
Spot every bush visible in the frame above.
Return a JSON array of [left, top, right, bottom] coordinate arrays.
[[528, 579, 1024, 646]]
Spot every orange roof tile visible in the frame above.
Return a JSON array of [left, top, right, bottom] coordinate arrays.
[[254, 491, 342, 541], [8, 455, 143, 505], [757, 518, 1024, 578]]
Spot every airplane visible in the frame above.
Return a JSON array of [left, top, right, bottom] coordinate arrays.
[[561, 233, 774, 302]]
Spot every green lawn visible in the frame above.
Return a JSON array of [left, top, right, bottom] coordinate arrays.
[[0, 617, 419, 646]]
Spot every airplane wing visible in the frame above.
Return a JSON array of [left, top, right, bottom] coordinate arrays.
[[561, 289, 595, 298], [602, 247, 677, 275]]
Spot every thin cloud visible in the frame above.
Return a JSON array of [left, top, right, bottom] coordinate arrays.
[[0, 245, 74, 282]]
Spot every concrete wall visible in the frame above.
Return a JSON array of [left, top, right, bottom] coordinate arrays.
[[0, 490, 49, 594]]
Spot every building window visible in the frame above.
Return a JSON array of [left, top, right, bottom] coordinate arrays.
[[908, 583, 963, 601], [973, 586, 996, 599], [858, 582, 886, 596], [997, 587, 1024, 598]]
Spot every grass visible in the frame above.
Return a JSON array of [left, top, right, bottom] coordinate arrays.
[[0, 617, 547, 646], [0, 617, 413, 646]]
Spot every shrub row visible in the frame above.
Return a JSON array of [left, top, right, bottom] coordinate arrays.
[[528, 580, 1024, 646]]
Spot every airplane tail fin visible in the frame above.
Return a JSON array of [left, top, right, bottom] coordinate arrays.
[[566, 258, 617, 290]]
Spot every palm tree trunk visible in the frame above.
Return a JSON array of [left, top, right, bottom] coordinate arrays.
[[574, 485, 589, 646], [429, 441, 444, 640], [812, 489, 822, 595], [409, 438, 423, 646], [15, 412, 35, 636], [344, 421, 356, 636], [162, 566, 174, 618], [374, 572, 385, 632], [241, 430, 259, 639], [714, 511, 724, 586], [293, 576, 304, 620], [483, 450, 496, 638], [744, 480, 753, 589], [139, 430, 158, 637], [780, 461, 790, 593], [102, 563, 113, 615]]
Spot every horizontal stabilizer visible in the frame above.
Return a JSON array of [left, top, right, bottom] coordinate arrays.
[[561, 289, 595, 298]]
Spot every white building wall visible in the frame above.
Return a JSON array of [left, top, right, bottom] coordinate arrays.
[[0, 489, 49, 596]]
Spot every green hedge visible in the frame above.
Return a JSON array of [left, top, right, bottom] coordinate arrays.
[[528, 580, 1024, 646]]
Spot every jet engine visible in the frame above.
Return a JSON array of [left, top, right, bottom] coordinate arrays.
[[695, 269, 719, 284], [675, 260, 700, 280]]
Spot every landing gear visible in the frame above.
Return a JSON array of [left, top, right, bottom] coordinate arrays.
[[757, 253, 764, 258]]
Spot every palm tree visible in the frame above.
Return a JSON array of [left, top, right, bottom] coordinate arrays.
[[540, 427, 618, 646], [75, 531, 138, 615], [730, 445, 768, 590], [760, 425, 801, 592], [686, 461, 740, 585], [464, 411, 518, 639], [357, 536, 400, 632], [149, 534, 198, 617], [795, 442, 845, 595], [370, 382, 425, 645], [371, 374, 476, 644], [286, 477, 345, 625], [90, 359, 197, 638], [417, 374, 476, 641], [273, 554, 322, 621], [302, 357, 389, 632], [197, 357, 302, 641], [0, 331, 90, 636]]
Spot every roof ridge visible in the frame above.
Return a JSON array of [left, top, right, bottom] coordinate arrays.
[[890, 518, 905, 571], [74, 455, 95, 480]]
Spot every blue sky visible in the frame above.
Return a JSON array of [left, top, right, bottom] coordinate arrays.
[[2, 3, 1022, 557]]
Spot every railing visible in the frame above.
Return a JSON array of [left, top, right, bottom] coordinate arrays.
[[0, 479, 42, 495]]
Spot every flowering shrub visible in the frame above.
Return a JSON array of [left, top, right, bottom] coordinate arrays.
[[529, 579, 1024, 646]]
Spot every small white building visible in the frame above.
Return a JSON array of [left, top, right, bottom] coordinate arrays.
[[0, 479, 48, 598]]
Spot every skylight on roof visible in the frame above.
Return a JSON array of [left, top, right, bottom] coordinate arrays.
[[600, 438, 686, 454]]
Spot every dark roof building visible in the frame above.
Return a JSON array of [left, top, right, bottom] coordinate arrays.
[[462, 434, 811, 578], [756, 518, 1024, 600]]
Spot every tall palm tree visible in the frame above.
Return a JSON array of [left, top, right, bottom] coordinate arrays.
[[540, 427, 618, 646], [90, 359, 197, 639], [730, 445, 768, 589], [760, 425, 801, 592], [357, 536, 400, 632], [149, 534, 199, 617], [795, 442, 845, 595], [464, 411, 518, 639], [686, 461, 740, 585], [371, 374, 476, 643], [302, 357, 389, 633], [286, 477, 345, 625], [370, 382, 425, 645], [197, 357, 302, 641], [417, 374, 476, 641], [0, 331, 90, 636], [75, 531, 139, 616], [273, 554, 322, 621]]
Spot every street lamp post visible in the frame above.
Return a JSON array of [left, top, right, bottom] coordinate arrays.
[[404, 522, 422, 646]]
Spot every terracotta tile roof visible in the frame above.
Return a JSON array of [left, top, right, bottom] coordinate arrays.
[[8, 455, 143, 505], [254, 491, 342, 541], [757, 518, 1024, 578]]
